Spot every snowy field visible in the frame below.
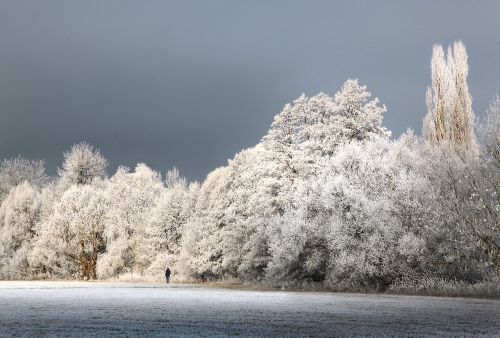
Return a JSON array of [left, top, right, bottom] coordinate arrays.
[[0, 281, 499, 337]]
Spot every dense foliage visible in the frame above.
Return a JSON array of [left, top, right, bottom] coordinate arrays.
[[1, 41, 498, 290]]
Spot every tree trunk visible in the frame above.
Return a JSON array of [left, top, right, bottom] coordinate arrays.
[[89, 233, 98, 280], [80, 240, 87, 280]]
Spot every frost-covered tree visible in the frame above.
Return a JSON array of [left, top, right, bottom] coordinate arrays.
[[179, 166, 231, 279], [420, 42, 498, 278], [264, 177, 337, 286], [255, 80, 390, 285], [217, 144, 297, 279], [266, 80, 389, 178], [323, 135, 436, 288], [261, 101, 298, 209], [58, 142, 107, 187], [420, 145, 496, 277], [453, 95, 500, 269], [29, 182, 106, 279], [265, 210, 310, 283], [145, 168, 198, 277], [423, 41, 476, 152], [263, 79, 389, 158], [0, 156, 47, 201], [481, 94, 500, 167], [0, 182, 40, 279], [97, 164, 164, 278], [229, 145, 297, 280], [180, 79, 390, 282], [418, 95, 500, 276], [300, 80, 388, 154], [26, 143, 108, 278], [449, 41, 475, 151], [263, 133, 437, 289], [424, 44, 449, 144]]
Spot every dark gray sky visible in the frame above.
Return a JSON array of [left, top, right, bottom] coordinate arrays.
[[1, 1, 500, 181]]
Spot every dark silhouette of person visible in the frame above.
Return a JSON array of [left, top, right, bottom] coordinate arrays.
[[165, 267, 171, 283]]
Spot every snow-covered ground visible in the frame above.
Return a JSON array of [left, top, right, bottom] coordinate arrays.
[[0, 281, 499, 337]]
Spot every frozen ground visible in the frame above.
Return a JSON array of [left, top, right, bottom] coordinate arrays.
[[0, 281, 499, 337]]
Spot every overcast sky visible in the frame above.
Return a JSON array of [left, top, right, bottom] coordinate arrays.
[[1, 1, 500, 181]]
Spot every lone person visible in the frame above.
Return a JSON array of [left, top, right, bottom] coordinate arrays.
[[165, 267, 171, 284]]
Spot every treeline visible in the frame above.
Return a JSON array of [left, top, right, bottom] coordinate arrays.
[[0, 41, 498, 290]]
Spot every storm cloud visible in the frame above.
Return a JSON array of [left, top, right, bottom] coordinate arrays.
[[1, 0, 499, 180]]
